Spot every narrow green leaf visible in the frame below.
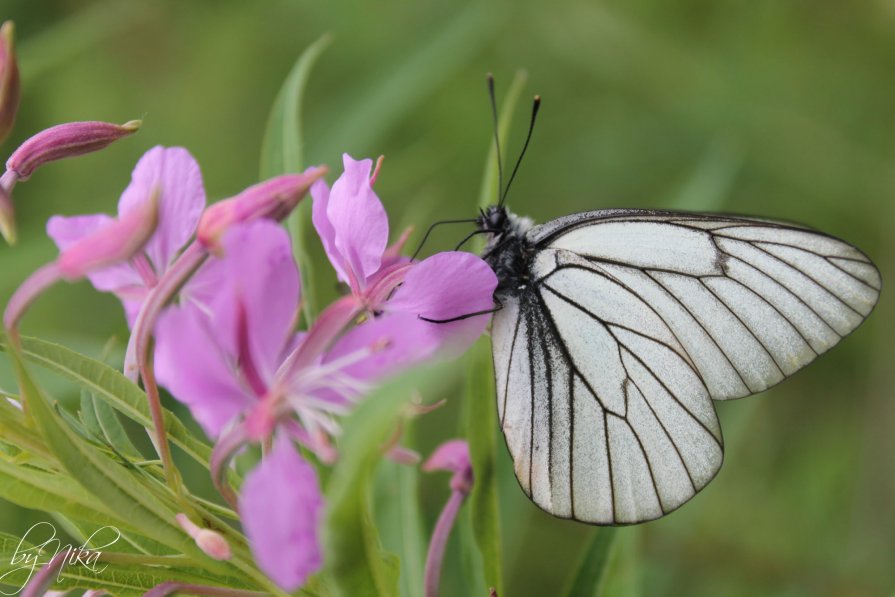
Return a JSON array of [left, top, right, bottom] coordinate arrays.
[[260, 33, 332, 179], [462, 337, 503, 595], [0, 455, 128, 531], [375, 456, 426, 597], [259, 33, 332, 323], [0, 530, 243, 596], [324, 362, 458, 597], [460, 72, 527, 596], [0, 336, 213, 471], [6, 348, 203, 560], [79, 389, 143, 459], [561, 528, 618, 597]]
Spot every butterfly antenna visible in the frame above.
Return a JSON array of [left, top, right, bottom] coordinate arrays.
[[487, 73, 505, 206], [500, 95, 541, 207], [411, 218, 478, 261]]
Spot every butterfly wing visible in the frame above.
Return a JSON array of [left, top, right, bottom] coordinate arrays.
[[492, 210, 880, 524]]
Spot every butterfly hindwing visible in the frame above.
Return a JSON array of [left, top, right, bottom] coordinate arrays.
[[492, 210, 880, 525]]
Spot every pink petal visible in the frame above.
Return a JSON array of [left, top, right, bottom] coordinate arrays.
[[118, 146, 206, 271], [423, 439, 471, 475], [326, 154, 389, 289], [46, 214, 142, 292], [388, 252, 497, 321], [218, 220, 300, 382], [310, 178, 349, 284], [386, 251, 497, 354], [240, 434, 323, 591], [154, 306, 252, 438], [324, 312, 441, 386]]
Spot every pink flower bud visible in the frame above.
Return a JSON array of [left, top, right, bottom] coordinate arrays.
[[0, 21, 20, 145], [56, 189, 158, 280], [197, 166, 327, 252], [5, 119, 141, 181], [0, 183, 14, 244], [175, 514, 232, 561]]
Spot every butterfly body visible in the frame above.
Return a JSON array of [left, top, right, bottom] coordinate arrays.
[[481, 206, 881, 525]]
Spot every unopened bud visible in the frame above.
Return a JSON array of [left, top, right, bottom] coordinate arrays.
[[0, 183, 14, 244], [56, 188, 158, 280], [195, 529, 232, 561], [0, 21, 20, 145], [197, 166, 327, 252], [6, 119, 141, 181], [175, 514, 232, 561]]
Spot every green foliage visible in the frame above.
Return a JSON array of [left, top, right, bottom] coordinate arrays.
[[260, 33, 331, 323], [0, 336, 214, 471], [322, 361, 458, 597], [562, 528, 617, 597]]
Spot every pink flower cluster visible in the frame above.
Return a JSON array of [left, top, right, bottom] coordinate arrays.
[[24, 147, 496, 590]]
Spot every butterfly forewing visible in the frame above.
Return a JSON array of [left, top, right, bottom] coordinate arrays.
[[492, 210, 880, 525]]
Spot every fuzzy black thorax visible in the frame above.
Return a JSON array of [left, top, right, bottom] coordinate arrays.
[[477, 205, 536, 297]]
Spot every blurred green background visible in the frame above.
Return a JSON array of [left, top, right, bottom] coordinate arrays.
[[0, 1, 893, 596]]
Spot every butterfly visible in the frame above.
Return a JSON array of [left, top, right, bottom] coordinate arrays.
[[466, 77, 881, 525]]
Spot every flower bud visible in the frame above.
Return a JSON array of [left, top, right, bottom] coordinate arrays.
[[175, 514, 232, 561], [197, 166, 327, 252], [5, 119, 141, 181], [56, 188, 158, 280], [0, 183, 14, 244], [194, 529, 233, 561], [0, 21, 20, 145]]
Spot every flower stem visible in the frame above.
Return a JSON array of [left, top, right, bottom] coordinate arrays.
[[124, 241, 208, 497], [143, 583, 269, 597], [424, 489, 467, 597]]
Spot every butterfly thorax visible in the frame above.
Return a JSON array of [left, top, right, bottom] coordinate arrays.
[[477, 205, 536, 297]]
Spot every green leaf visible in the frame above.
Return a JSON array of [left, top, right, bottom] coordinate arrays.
[[323, 362, 459, 597], [0, 336, 213, 471], [260, 32, 332, 179], [561, 528, 618, 597], [79, 389, 142, 459], [0, 453, 131, 532], [374, 457, 426, 597], [6, 347, 204, 560], [462, 337, 504, 595], [0, 531, 244, 597], [457, 69, 529, 597], [260, 33, 332, 324]]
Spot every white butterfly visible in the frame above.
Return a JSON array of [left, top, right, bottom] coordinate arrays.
[[477, 205, 880, 524]]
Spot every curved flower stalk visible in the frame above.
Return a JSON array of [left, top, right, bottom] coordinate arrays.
[[423, 440, 475, 597], [3, 190, 159, 336]]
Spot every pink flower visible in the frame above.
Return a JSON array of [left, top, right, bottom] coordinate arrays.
[[154, 219, 299, 438], [239, 433, 323, 591], [311, 154, 498, 364], [47, 145, 206, 324]]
